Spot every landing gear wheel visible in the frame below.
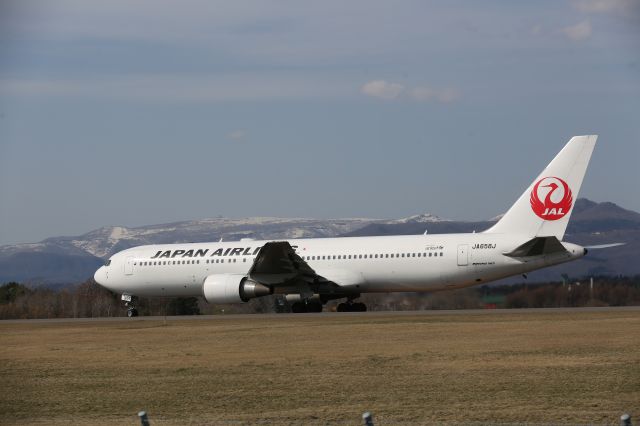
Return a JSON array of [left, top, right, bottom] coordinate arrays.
[[291, 301, 323, 313], [291, 302, 307, 313], [307, 301, 323, 313], [337, 301, 367, 312], [353, 302, 367, 312], [122, 294, 140, 318]]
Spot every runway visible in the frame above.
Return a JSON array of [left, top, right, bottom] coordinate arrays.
[[2, 305, 638, 324]]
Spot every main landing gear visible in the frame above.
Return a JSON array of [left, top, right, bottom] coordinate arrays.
[[290, 294, 367, 314], [290, 300, 323, 313], [122, 294, 139, 317], [336, 300, 367, 312], [280, 294, 368, 313]]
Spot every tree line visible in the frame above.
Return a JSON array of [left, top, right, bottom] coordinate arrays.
[[0, 276, 639, 319]]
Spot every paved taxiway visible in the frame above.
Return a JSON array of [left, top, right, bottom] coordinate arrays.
[[2, 305, 638, 324]]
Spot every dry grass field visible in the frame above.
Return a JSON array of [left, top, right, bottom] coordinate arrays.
[[1, 309, 638, 425]]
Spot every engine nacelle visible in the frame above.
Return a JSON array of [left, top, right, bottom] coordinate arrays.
[[202, 274, 272, 304]]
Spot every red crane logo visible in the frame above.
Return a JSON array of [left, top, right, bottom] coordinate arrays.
[[530, 177, 573, 220]]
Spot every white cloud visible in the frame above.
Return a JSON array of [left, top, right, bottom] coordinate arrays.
[[562, 20, 592, 41], [227, 130, 247, 142], [361, 80, 405, 100], [572, 0, 635, 14]]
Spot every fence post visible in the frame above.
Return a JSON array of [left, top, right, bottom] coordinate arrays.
[[138, 411, 150, 426], [621, 414, 631, 426], [363, 411, 374, 426]]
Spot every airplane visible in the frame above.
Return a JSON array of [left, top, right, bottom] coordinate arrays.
[[94, 135, 619, 316]]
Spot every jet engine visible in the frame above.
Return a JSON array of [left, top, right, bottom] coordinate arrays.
[[202, 274, 272, 304]]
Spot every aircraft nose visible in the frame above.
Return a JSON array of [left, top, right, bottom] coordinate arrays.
[[94, 266, 107, 285]]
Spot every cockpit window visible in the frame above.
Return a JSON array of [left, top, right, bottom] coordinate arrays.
[[105, 259, 111, 266]]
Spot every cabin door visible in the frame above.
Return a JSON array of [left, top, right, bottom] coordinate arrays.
[[124, 257, 134, 275], [457, 244, 469, 266]]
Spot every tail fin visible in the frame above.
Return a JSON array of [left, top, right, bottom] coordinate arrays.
[[485, 135, 597, 239]]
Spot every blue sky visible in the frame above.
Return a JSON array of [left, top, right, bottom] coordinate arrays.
[[1, 0, 639, 245]]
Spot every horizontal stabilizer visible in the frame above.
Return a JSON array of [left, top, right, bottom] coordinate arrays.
[[504, 236, 567, 258], [584, 243, 625, 249]]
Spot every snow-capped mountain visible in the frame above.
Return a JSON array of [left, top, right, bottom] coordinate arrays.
[[0, 217, 384, 261], [64, 217, 386, 259], [389, 213, 451, 224]]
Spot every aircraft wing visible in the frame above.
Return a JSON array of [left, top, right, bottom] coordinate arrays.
[[248, 241, 317, 285], [247, 241, 357, 296]]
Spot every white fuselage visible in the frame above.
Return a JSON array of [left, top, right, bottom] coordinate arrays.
[[93, 135, 599, 305], [94, 232, 585, 298]]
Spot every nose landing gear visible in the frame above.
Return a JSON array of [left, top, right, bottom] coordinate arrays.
[[122, 294, 139, 318]]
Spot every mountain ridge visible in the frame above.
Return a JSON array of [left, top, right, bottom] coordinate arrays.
[[0, 198, 636, 285]]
